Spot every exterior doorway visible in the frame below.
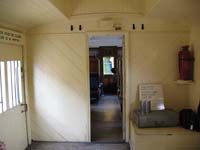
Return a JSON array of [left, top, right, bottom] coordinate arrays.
[[0, 43, 28, 150], [88, 34, 127, 142]]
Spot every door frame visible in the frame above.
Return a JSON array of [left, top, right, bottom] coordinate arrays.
[[86, 31, 130, 142], [22, 42, 32, 145]]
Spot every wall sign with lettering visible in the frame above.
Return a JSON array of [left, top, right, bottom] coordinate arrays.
[[0, 28, 24, 45], [139, 83, 165, 110]]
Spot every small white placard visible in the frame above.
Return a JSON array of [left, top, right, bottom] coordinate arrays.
[[0, 28, 24, 45], [139, 83, 165, 110]]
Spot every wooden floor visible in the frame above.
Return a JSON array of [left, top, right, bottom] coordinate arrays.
[[91, 95, 123, 142], [26, 95, 127, 150], [26, 141, 129, 150]]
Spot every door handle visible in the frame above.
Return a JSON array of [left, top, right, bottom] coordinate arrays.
[[21, 104, 28, 113]]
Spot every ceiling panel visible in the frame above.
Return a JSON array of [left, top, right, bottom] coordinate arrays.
[[0, 0, 66, 30], [71, 0, 145, 16], [147, 0, 200, 25]]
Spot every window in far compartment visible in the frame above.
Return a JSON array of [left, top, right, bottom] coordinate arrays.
[[103, 56, 114, 75]]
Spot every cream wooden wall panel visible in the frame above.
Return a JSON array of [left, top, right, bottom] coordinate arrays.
[[27, 21, 191, 142], [130, 31, 190, 110], [145, 0, 160, 14], [0, 43, 22, 61], [27, 33, 89, 141], [28, 18, 189, 35], [0, 106, 27, 150], [189, 25, 200, 110]]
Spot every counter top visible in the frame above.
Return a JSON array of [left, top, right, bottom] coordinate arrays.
[[131, 121, 200, 135]]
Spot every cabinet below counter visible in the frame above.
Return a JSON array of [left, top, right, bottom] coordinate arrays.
[[130, 121, 200, 150]]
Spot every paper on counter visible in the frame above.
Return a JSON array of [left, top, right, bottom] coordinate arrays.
[[139, 83, 165, 110]]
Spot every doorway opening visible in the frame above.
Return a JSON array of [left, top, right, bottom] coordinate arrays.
[[0, 43, 28, 150], [88, 35, 124, 142]]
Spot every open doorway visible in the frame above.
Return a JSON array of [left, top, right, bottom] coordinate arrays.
[[88, 35, 124, 142]]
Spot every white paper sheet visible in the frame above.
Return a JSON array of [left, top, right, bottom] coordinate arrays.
[[139, 83, 165, 110]]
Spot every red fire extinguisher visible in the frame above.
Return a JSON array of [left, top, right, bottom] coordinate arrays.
[[179, 45, 194, 80]]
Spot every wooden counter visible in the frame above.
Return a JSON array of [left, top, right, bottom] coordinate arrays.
[[130, 121, 200, 150]]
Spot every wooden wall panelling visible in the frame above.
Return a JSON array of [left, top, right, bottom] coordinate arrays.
[[27, 33, 89, 141]]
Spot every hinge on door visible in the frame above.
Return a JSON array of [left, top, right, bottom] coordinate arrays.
[[21, 104, 28, 113]]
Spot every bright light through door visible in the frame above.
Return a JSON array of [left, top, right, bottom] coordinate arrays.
[[7, 60, 23, 109], [0, 62, 7, 113]]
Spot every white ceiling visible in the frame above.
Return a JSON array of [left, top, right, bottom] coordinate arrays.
[[147, 0, 200, 25], [0, 0, 154, 31], [89, 35, 123, 48], [0, 0, 66, 30], [0, 0, 199, 31]]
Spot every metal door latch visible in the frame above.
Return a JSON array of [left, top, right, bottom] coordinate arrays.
[[21, 104, 28, 113]]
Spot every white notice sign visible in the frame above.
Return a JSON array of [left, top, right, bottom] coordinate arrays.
[[139, 83, 165, 110]]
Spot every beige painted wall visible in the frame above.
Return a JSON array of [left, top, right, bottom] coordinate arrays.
[[130, 31, 190, 111], [27, 20, 190, 141], [189, 25, 200, 110], [27, 33, 89, 141]]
